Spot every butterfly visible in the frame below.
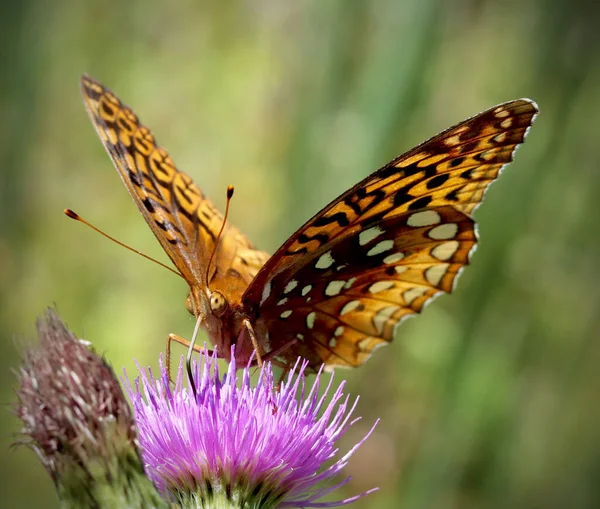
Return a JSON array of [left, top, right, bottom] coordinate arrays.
[[80, 75, 537, 375]]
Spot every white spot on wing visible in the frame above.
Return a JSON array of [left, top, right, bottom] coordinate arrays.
[[325, 280, 346, 297], [316, 252, 335, 270], [367, 240, 394, 256], [340, 300, 361, 315], [343, 277, 357, 289], [358, 337, 376, 352], [373, 306, 400, 335], [334, 326, 344, 336], [301, 285, 312, 296], [395, 266, 408, 275], [280, 310, 292, 319], [383, 253, 404, 265], [431, 240, 460, 261], [306, 311, 316, 329], [359, 226, 384, 246], [260, 281, 271, 305], [425, 264, 450, 287], [284, 280, 299, 294], [369, 281, 395, 294], [404, 287, 427, 305], [494, 107, 510, 118], [329, 337, 338, 347], [277, 298, 289, 306], [429, 223, 458, 240], [407, 210, 441, 227]]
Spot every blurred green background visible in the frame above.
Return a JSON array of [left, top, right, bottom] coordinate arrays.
[[2, 0, 600, 507]]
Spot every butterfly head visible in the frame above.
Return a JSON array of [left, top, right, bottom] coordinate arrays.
[[185, 288, 229, 318], [185, 284, 255, 365]]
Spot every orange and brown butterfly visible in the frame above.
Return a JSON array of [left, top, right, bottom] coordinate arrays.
[[79, 74, 537, 375]]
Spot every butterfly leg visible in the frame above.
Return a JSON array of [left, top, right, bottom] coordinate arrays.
[[261, 337, 298, 393], [275, 367, 291, 393], [243, 318, 279, 401], [166, 333, 214, 383]]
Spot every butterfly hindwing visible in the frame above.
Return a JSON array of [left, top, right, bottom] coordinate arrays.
[[250, 206, 476, 369]]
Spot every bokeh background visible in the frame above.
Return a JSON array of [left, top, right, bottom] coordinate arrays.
[[2, 0, 600, 507]]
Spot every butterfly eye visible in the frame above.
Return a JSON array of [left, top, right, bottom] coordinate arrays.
[[210, 291, 228, 316]]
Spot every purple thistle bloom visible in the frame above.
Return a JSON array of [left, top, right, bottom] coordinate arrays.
[[124, 348, 378, 508]]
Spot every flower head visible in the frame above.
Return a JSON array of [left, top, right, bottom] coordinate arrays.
[[125, 348, 378, 508]]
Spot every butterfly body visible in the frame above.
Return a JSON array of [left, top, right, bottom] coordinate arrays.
[[186, 237, 268, 367], [80, 75, 537, 373], [186, 276, 257, 365]]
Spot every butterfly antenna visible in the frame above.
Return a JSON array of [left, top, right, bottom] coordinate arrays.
[[204, 185, 234, 287], [64, 209, 185, 279]]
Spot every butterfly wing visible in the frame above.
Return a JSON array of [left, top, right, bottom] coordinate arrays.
[[243, 99, 538, 370], [80, 76, 268, 288]]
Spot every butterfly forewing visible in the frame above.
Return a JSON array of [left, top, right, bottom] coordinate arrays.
[[244, 99, 538, 370], [80, 76, 268, 290]]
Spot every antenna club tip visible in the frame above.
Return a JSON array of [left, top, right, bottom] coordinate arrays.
[[227, 185, 234, 198], [64, 209, 79, 219]]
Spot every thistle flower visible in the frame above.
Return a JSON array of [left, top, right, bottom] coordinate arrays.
[[125, 348, 378, 509], [14, 309, 167, 509]]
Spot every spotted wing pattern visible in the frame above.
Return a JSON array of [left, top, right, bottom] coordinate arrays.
[[80, 76, 268, 288], [244, 99, 538, 370]]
